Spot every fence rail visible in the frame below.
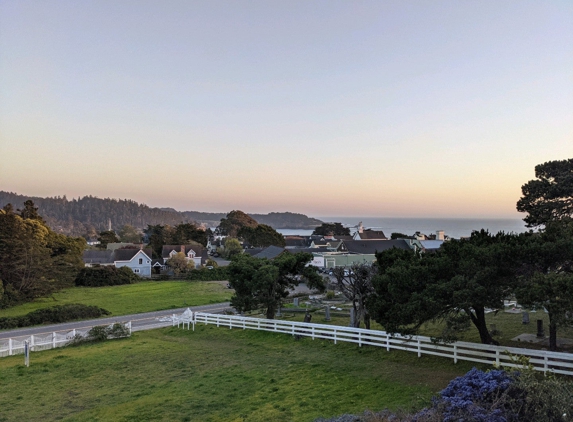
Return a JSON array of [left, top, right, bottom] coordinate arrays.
[[193, 312, 573, 376], [0, 322, 131, 358]]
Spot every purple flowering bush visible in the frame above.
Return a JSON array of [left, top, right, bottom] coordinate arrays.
[[414, 368, 516, 422], [318, 366, 573, 422]]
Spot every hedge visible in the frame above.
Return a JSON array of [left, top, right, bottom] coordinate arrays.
[[0, 304, 111, 329], [185, 267, 229, 281], [75, 266, 140, 287]]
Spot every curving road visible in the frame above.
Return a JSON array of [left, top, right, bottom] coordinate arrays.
[[0, 302, 231, 341]]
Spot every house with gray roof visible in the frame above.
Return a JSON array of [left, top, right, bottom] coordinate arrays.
[[82, 248, 152, 277], [162, 244, 208, 267], [83, 250, 114, 266], [252, 245, 288, 260], [114, 248, 153, 277]]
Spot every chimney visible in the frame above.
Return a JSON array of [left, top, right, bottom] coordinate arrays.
[[358, 222, 363, 233], [181, 245, 185, 255], [436, 230, 444, 241]]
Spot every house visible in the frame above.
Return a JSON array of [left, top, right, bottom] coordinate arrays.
[[82, 248, 152, 277], [114, 248, 153, 277], [83, 250, 114, 267], [162, 244, 208, 267], [252, 245, 288, 260], [343, 239, 410, 255], [352, 223, 387, 240]]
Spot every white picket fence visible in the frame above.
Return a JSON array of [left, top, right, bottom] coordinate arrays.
[[192, 312, 573, 376], [0, 321, 132, 358]]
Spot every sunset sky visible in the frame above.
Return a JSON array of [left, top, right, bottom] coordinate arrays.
[[1, 1, 571, 218]]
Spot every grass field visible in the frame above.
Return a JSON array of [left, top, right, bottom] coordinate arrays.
[[0, 281, 233, 319], [0, 324, 479, 422]]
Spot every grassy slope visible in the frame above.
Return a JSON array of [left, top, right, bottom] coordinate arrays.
[[0, 281, 233, 318], [0, 325, 478, 422]]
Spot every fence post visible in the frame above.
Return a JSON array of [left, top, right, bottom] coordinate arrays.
[[217, 315, 220, 327], [30, 335, 35, 352], [454, 344, 458, 364], [8, 338, 12, 356], [312, 326, 315, 340], [358, 331, 362, 347], [334, 329, 337, 345], [544, 355, 549, 374], [243, 318, 246, 330], [417, 338, 421, 358], [495, 349, 500, 366], [128, 321, 132, 335], [386, 334, 390, 352], [53, 332, 56, 348]]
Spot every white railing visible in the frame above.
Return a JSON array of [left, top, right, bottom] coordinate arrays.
[[192, 312, 573, 376], [0, 321, 131, 358]]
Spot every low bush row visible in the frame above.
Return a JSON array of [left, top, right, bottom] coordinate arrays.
[[185, 267, 229, 281], [74, 266, 140, 287], [0, 304, 111, 329], [69, 322, 131, 345]]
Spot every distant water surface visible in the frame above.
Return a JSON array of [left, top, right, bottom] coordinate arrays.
[[278, 217, 529, 239]]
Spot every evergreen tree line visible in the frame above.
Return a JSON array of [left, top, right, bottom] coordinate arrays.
[[0, 191, 324, 237], [0, 201, 86, 308]]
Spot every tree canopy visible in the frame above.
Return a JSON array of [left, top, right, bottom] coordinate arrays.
[[516, 158, 573, 227], [312, 222, 350, 236], [368, 231, 519, 344], [218, 210, 258, 237], [228, 252, 325, 319], [0, 202, 85, 307], [238, 224, 286, 248]]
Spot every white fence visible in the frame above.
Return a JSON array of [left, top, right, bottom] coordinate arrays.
[[192, 312, 573, 376], [0, 321, 131, 358]]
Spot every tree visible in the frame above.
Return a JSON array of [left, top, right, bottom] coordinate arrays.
[[516, 158, 573, 227], [332, 263, 376, 328], [18, 200, 44, 222], [228, 252, 325, 319], [118, 225, 142, 243], [166, 252, 195, 276], [312, 222, 350, 236], [390, 232, 409, 239], [238, 224, 286, 247], [97, 230, 119, 249], [514, 222, 573, 351], [368, 231, 519, 344], [218, 210, 258, 237], [515, 159, 573, 350], [144, 224, 175, 258], [222, 238, 243, 259], [0, 202, 84, 307], [172, 223, 208, 247]]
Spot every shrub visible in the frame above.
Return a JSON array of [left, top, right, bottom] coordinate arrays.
[[185, 267, 229, 281], [70, 322, 130, 346], [75, 266, 140, 287], [0, 304, 111, 329]]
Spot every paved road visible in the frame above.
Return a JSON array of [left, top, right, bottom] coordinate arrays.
[[0, 302, 231, 341]]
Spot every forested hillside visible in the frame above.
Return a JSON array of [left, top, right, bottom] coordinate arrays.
[[0, 191, 323, 236], [0, 192, 197, 237]]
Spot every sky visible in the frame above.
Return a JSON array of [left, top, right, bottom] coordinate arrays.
[[1, 1, 572, 219]]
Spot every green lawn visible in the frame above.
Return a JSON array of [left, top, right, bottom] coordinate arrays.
[[0, 324, 478, 422], [0, 281, 233, 318]]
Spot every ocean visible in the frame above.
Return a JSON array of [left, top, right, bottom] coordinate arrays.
[[277, 217, 530, 239]]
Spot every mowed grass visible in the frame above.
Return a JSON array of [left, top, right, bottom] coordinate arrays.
[[0, 325, 479, 422], [0, 281, 233, 318]]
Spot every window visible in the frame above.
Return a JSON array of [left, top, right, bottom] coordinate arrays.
[[139, 258, 143, 265], [134, 269, 140, 273]]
